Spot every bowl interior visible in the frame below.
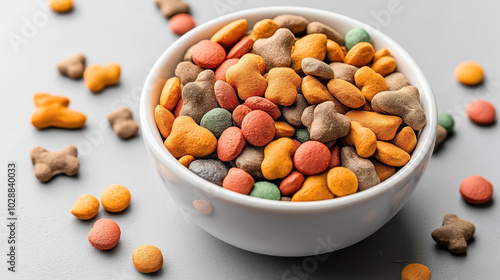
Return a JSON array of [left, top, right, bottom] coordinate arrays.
[[139, 6, 438, 212]]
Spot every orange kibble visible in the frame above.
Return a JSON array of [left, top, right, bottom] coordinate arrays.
[[354, 66, 388, 101], [327, 167, 358, 197], [344, 42, 375, 67], [371, 48, 396, 76], [164, 116, 217, 158], [249, 19, 280, 41], [159, 77, 181, 111], [302, 76, 335, 105], [84, 63, 121, 93], [71, 194, 100, 220], [31, 93, 86, 129], [391, 126, 417, 153], [101, 184, 131, 213], [343, 121, 377, 158], [133, 245, 163, 273], [211, 19, 248, 48], [154, 105, 175, 138], [325, 39, 344, 63], [401, 263, 431, 280], [327, 79, 366, 108], [291, 172, 334, 201], [48, 0, 73, 13], [226, 54, 267, 100], [371, 159, 396, 182], [290, 34, 327, 73], [261, 138, 296, 180], [454, 61, 484, 86], [374, 141, 411, 167], [265, 67, 301, 106], [345, 111, 402, 141], [274, 121, 295, 138], [178, 155, 195, 168]]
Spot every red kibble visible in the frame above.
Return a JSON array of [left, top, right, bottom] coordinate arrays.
[[217, 127, 246, 162], [226, 37, 254, 59], [241, 110, 275, 146], [466, 99, 496, 125], [223, 168, 255, 195], [244, 96, 281, 119], [169, 13, 196, 35], [215, 58, 239, 81], [192, 40, 226, 69], [460, 175, 493, 204], [232, 105, 252, 127], [88, 218, 121, 250], [293, 141, 331, 175], [329, 145, 340, 168], [173, 97, 183, 117], [279, 171, 305, 196], [214, 80, 238, 112]]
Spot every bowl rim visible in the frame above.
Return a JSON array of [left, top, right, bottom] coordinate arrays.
[[139, 6, 438, 213]]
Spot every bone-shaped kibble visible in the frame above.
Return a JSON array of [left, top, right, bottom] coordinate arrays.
[[57, 53, 86, 79], [83, 63, 121, 93], [179, 70, 219, 123], [252, 28, 295, 73], [301, 101, 351, 143], [371, 86, 426, 131], [30, 93, 86, 129], [154, 0, 190, 18], [431, 213, 475, 254], [107, 107, 139, 139], [30, 146, 79, 182]]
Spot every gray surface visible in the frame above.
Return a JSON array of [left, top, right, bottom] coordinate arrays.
[[1, 0, 499, 279]]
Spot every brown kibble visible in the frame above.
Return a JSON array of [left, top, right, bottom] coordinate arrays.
[[281, 94, 308, 127], [384, 72, 411, 91], [57, 53, 86, 79], [253, 28, 295, 72], [174, 61, 204, 85], [435, 125, 448, 148], [107, 107, 139, 139], [301, 57, 334, 80], [341, 146, 380, 191], [329, 62, 358, 84], [346, 110, 402, 141], [401, 263, 431, 280], [374, 141, 411, 167], [431, 213, 475, 254], [391, 126, 417, 153], [342, 121, 377, 158], [327, 79, 365, 109], [30, 145, 79, 182], [371, 48, 396, 76], [235, 145, 265, 179], [344, 42, 375, 67], [301, 102, 351, 143], [306, 21, 344, 45], [154, 0, 189, 18], [179, 70, 219, 124], [272, 14, 309, 34]]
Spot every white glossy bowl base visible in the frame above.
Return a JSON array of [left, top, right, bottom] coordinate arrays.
[[140, 6, 437, 257]]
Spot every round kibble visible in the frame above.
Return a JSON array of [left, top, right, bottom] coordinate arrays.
[[232, 105, 252, 127], [217, 127, 246, 162], [71, 194, 100, 220], [249, 181, 281, 200], [189, 159, 229, 186], [169, 13, 196, 35], [223, 168, 255, 195], [241, 110, 276, 146], [454, 61, 484, 86], [438, 112, 454, 133], [401, 263, 431, 280], [327, 167, 358, 197], [345, 27, 370, 51], [279, 171, 305, 196], [101, 184, 131, 213], [200, 108, 233, 138], [459, 175, 493, 204], [293, 141, 331, 175], [88, 218, 121, 250], [466, 99, 496, 125], [133, 245, 163, 273], [192, 40, 226, 69]]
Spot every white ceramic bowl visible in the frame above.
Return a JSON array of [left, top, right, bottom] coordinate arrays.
[[140, 6, 437, 257]]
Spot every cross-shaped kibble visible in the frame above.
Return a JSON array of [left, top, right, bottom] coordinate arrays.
[[154, 0, 190, 18], [431, 213, 475, 254]]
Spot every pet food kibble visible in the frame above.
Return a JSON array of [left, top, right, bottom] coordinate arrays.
[[301, 76, 335, 105], [327, 79, 365, 108], [274, 121, 295, 138], [189, 159, 229, 186], [48, 0, 73, 13], [232, 105, 252, 127], [200, 108, 232, 138], [438, 112, 454, 133], [253, 28, 295, 72], [354, 66, 388, 101], [175, 61, 204, 85], [306, 21, 344, 46], [244, 96, 281, 119], [371, 49, 396, 76], [217, 127, 246, 162], [226, 54, 267, 100], [249, 19, 280, 41], [71, 194, 100, 220], [291, 173, 334, 201], [88, 218, 121, 250], [282, 94, 308, 127], [279, 171, 305, 196], [372, 86, 426, 131], [179, 70, 219, 124], [84, 63, 120, 93], [164, 116, 217, 158], [236, 146, 265, 179], [183, 45, 195, 61], [241, 110, 275, 146], [329, 145, 340, 168], [341, 146, 380, 191], [454, 61, 484, 86], [107, 107, 139, 139], [154, 105, 175, 138], [273, 14, 309, 34], [374, 141, 411, 167], [290, 33, 327, 73], [211, 19, 248, 48], [344, 42, 375, 67], [31, 93, 86, 129], [265, 67, 301, 106], [345, 27, 370, 51], [371, 159, 396, 182], [30, 146, 79, 182], [155, 0, 189, 17], [261, 138, 296, 180], [160, 77, 182, 111], [345, 111, 402, 141], [435, 125, 448, 147], [327, 167, 358, 197], [192, 40, 226, 69], [178, 155, 195, 168], [101, 184, 131, 213], [133, 245, 163, 274], [384, 72, 411, 91], [325, 40, 345, 63], [459, 175, 493, 204], [192, 199, 212, 215], [466, 99, 496, 125], [391, 126, 417, 153], [293, 141, 330, 175], [431, 213, 475, 254], [401, 263, 431, 280], [215, 59, 239, 81], [57, 53, 85, 79], [301, 101, 351, 143], [295, 127, 311, 143], [342, 121, 377, 158], [301, 57, 335, 80], [249, 181, 281, 200], [223, 168, 255, 195], [330, 62, 358, 84], [169, 13, 196, 35], [227, 37, 254, 60]]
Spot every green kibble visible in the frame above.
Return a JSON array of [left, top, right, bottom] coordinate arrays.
[[249, 181, 281, 200], [345, 27, 371, 51], [438, 112, 454, 133], [295, 127, 310, 143], [200, 108, 232, 138]]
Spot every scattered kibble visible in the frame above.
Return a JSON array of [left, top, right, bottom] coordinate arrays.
[[133, 245, 163, 273], [459, 175, 493, 204], [438, 112, 454, 133], [31, 93, 86, 129], [431, 213, 475, 254], [48, 0, 73, 13], [71, 194, 100, 220], [107, 107, 139, 139], [83, 63, 121, 93], [401, 263, 431, 280], [30, 145, 79, 182], [169, 13, 196, 35], [466, 99, 496, 125], [57, 53, 86, 79], [454, 61, 484, 86], [155, 0, 189, 18], [88, 218, 121, 250], [101, 184, 131, 213]]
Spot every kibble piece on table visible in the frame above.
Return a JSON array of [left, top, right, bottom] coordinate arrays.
[[48, 0, 73, 13], [133, 245, 163, 273], [169, 13, 196, 35], [31, 93, 86, 129], [154, 0, 189, 18], [107, 107, 139, 139], [101, 184, 131, 213], [438, 112, 454, 133], [435, 125, 448, 148], [459, 175, 493, 204], [57, 53, 86, 79], [466, 99, 496, 125], [88, 218, 121, 250], [84, 63, 121, 93], [431, 213, 475, 254], [30, 145, 79, 182], [454, 61, 484, 86], [71, 194, 99, 220], [401, 263, 431, 280]]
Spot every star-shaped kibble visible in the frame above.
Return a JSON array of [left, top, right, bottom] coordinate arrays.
[[431, 213, 475, 254]]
